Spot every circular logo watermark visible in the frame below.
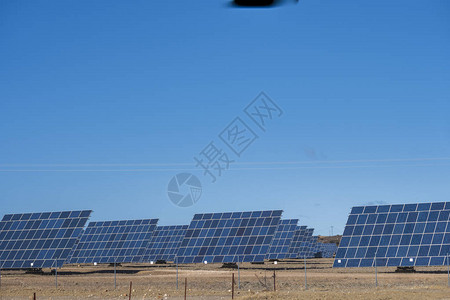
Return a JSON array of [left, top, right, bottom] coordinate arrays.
[[167, 173, 202, 207]]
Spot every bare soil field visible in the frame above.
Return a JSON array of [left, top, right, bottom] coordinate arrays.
[[0, 258, 449, 300]]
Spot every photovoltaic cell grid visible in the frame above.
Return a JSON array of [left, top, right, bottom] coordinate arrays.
[[306, 234, 318, 258], [334, 202, 450, 268], [314, 242, 324, 257], [321, 243, 338, 258], [176, 210, 283, 264], [310, 237, 320, 256], [65, 229, 84, 263], [287, 226, 307, 258], [298, 228, 315, 258], [0, 210, 91, 269], [141, 225, 188, 262], [265, 219, 298, 260], [69, 219, 158, 264]]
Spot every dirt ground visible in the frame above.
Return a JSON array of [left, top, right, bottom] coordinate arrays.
[[0, 258, 449, 299]]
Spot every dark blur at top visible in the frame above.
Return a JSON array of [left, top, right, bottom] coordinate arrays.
[[232, 0, 297, 7]]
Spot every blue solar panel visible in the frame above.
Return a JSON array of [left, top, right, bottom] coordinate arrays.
[[311, 240, 321, 256], [307, 235, 319, 258], [266, 219, 298, 260], [287, 226, 307, 258], [298, 228, 315, 258], [0, 210, 91, 269], [176, 210, 283, 264], [69, 219, 158, 264], [65, 229, 84, 263], [319, 243, 338, 258], [141, 225, 188, 263], [334, 202, 450, 268]]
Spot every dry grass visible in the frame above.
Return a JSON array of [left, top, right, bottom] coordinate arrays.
[[0, 258, 449, 299]]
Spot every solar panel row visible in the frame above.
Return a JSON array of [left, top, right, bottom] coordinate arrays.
[[141, 225, 188, 263], [0, 210, 92, 269], [319, 243, 338, 258], [69, 219, 158, 264], [297, 228, 315, 258], [2, 210, 303, 268], [334, 202, 450, 268], [305, 234, 318, 258], [176, 210, 283, 264], [287, 226, 307, 258], [265, 219, 298, 260]]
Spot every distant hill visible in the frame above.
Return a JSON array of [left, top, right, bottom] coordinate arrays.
[[317, 235, 342, 246]]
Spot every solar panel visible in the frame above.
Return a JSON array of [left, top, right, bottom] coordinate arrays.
[[311, 239, 321, 256], [0, 210, 92, 269], [298, 228, 315, 258], [307, 235, 319, 258], [313, 242, 323, 257], [69, 219, 158, 264], [176, 210, 283, 264], [141, 225, 188, 263], [334, 202, 450, 268], [65, 229, 84, 263], [287, 226, 307, 258], [265, 219, 298, 260], [320, 243, 338, 258]]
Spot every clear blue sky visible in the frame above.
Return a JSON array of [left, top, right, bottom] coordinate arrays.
[[1, 0, 449, 235]]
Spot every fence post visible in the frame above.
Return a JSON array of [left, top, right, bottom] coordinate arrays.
[[237, 259, 240, 289], [273, 270, 276, 291], [129, 281, 132, 300], [184, 278, 187, 300], [55, 263, 58, 288], [375, 258, 378, 287], [304, 256, 307, 290], [114, 262, 116, 289], [232, 273, 234, 299]]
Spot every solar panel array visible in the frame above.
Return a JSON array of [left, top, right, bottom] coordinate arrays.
[[0, 206, 358, 269], [334, 202, 450, 268], [265, 219, 298, 260], [287, 226, 307, 258], [0, 210, 91, 269], [141, 225, 188, 263], [176, 210, 283, 264], [69, 219, 158, 264]]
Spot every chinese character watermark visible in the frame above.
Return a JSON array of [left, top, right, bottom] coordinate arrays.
[[219, 117, 258, 157], [244, 92, 283, 132], [167, 91, 283, 207]]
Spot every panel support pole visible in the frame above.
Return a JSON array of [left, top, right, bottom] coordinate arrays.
[[114, 262, 117, 289], [375, 258, 378, 288], [304, 256, 307, 290], [128, 281, 132, 300], [237, 259, 240, 289], [273, 270, 276, 291], [232, 273, 234, 299]]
